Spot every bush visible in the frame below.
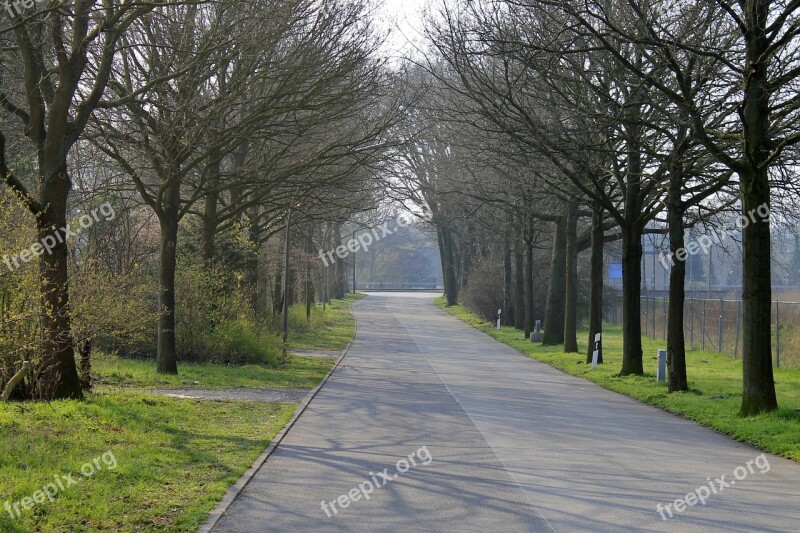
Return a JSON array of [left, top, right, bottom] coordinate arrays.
[[205, 319, 285, 366], [74, 260, 159, 358], [461, 261, 504, 322], [0, 191, 43, 397]]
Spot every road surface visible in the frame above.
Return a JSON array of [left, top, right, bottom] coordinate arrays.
[[213, 293, 800, 532]]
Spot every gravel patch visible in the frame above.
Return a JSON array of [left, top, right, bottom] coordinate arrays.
[[290, 350, 340, 358], [149, 388, 309, 403]]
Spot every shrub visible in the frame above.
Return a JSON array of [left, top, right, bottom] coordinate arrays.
[[461, 261, 504, 322], [205, 319, 284, 366], [0, 191, 42, 398]]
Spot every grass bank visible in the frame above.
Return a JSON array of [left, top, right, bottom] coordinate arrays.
[[0, 295, 360, 531], [437, 298, 800, 461]]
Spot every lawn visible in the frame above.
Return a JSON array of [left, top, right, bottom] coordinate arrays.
[[0, 394, 295, 532], [287, 293, 363, 351], [0, 295, 359, 531], [438, 298, 800, 462], [93, 354, 333, 391]]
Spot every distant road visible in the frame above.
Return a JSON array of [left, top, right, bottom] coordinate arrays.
[[213, 293, 800, 532]]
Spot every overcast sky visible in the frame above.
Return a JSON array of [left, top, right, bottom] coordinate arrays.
[[377, 0, 431, 59]]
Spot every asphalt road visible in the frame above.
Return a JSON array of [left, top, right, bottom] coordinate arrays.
[[212, 293, 800, 532]]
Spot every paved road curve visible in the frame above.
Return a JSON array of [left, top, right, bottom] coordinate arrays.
[[213, 293, 800, 532]]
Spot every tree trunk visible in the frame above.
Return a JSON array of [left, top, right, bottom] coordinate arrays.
[[514, 225, 525, 330], [438, 226, 459, 306], [738, 2, 777, 415], [334, 256, 346, 299], [36, 165, 83, 400], [460, 223, 473, 292], [305, 230, 313, 321], [247, 215, 261, 314], [738, 168, 776, 414], [79, 339, 93, 391], [667, 146, 688, 392], [620, 222, 644, 375], [201, 154, 220, 266], [524, 215, 534, 338], [563, 202, 578, 353], [156, 183, 180, 375], [201, 197, 217, 265], [332, 224, 345, 299], [273, 270, 284, 314], [503, 226, 514, 326], [586, 203, 604, 364], [542, 213, 566, 345]]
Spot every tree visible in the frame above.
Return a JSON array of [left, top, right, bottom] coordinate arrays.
[[550, 0, 800, 413], [0, 0, 164, 399]]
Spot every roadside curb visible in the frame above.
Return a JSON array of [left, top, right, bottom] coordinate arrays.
[[198, 298, 361, 533]]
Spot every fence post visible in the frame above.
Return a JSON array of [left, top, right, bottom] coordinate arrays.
[[642, 297, 646, 337], [776, 301, 780, 369], [702, 298, 707, 351], [718, 298, 724, 353], [690, 299, 695, 350], [734, 299, 741, 359], [652, 296, 656, 340]]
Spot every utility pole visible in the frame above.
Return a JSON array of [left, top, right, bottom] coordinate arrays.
[[323, 264, 328, 312], [282, 207, 292, 357], [352, 230, 356, 293]]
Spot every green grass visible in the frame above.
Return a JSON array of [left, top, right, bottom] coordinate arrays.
[[437, 298, 800, 462], [0, 394, 296, 532], [0, 295, 360, 531], [94, 354, 334, 391], [288, 293, 363, 351]]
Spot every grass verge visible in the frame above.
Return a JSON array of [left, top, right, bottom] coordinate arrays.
[[288, 293, 364, 351], [0, 295, 360, 531], [437, 298, 800, 461], [0, 394, 295, 532], [94, 355, 333, 391]]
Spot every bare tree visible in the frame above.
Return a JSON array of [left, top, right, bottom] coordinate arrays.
[[0, 0, 164, 399]]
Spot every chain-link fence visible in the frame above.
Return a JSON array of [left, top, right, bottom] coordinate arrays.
[[603, 294, 800, 368]]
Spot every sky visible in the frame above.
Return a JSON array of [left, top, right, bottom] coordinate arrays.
[[376, 0, 431, 59]]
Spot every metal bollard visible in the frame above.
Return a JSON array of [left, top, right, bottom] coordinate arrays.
[[531, 320, 543, 342], [657, 349, 667, 383]]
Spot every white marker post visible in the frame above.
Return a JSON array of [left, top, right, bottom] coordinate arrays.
[[591, 333, 601, 369], [496, 309, 502, 330]]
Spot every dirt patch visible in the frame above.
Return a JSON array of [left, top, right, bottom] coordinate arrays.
[[149, 388, 309, 403]]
